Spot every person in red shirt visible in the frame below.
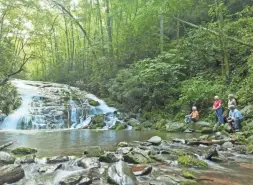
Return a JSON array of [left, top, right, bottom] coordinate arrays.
[[213, 96, 224, 124]]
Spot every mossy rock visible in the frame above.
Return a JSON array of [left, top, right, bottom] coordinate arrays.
[[83, 146, 104, 157], [89, 100, 100, 106], [178, 155, 208, 168], [200, 127, 213, 134], [165, 121, 186, 132], [104, 98, 115, 107], [182, 171, 196, 179], [180, 179, 197, 185], [11, 147, 37, 155]]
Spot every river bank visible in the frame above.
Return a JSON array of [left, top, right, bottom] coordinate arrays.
[[1, 130, 253, 185]]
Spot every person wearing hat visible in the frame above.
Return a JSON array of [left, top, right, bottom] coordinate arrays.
[[213, 96, 224, 124], [184, 106, 199, 127], [227, 105, 243, 132], [228, 94, 237, 109]]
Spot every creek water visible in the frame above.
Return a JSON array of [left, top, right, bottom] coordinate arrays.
[[0, 80, 253, 185]]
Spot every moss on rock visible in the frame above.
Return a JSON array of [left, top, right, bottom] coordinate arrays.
[[246, 144, 253, 154], [89, 100, 100, 106], [11, 147, 37, 155], [180, 179, 197, 185], [182, 171, 196, 179], [178, 155, 208, 168]]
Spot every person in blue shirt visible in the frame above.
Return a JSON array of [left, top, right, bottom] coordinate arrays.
[[227, 105, 243, 132]]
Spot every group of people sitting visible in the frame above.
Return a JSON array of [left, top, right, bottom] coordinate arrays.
[[185, 94, 243, 132]]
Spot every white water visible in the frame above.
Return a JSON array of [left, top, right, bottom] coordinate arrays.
[[0, 79, 119, 130], [0, 80, 37, 130]]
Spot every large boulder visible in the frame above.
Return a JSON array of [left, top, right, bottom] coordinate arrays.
[[147, 136, 162, 145], [38, 164, 62, 173], [0, 164, 25, 184], [83, 146, 104, 157], [165, 121, 185, 132], [77, 157, 101, 169], [19, 155, 36, 164], [0, 152, 15, 166], [99, 152, 122, 163], [117, 147, 133, 155], [222, 142, 233, 150], [117, 142, 128, 147], [107, 161, 137, 185], [189, 121, 211, 130], [59, 172, 86, 185], [91, 115, 105, 128], [241, 105, 253, 119], [123, 148, 152, 164]]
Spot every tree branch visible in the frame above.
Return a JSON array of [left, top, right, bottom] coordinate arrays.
[[173, 16, 253, 48], [51, 0, 92, 43]]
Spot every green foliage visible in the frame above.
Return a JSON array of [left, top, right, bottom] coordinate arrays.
[[178, 155, 208, 168], [11, 147, 37, 155]]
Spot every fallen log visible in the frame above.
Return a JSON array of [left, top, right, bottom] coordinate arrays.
[[187, 138, 237, 146], [0, 141, 14, 150]]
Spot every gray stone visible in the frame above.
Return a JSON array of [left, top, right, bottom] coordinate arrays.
[[20, 155, 36, 164], [117, 141, 128, 147], [0, 164, 25, 184], [60, 172, 83, 185], [47, 156, 69, 163], [205, 146, 218, 160], [172, 138, 186, 144], [117, 147, 133, 155], [78, 157, 101, 169], [222, 142, 233, 150], [0, 151, 15, 166], [107, 161, 137, 185], [148, 136, 162, 145], [165, 121, 185, 132], [99, 152, 122, 163], [123, 148, 152, 164], [78, 177, 92, 185], [38, 164, 62, 173]]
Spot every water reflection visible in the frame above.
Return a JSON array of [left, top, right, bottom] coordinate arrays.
[[0, 129, 199, 157]]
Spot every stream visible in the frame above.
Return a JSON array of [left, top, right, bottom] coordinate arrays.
[[0, 80, 253, 185]]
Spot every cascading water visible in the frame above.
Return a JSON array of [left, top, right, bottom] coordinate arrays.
[[0, 79, 121, 130]]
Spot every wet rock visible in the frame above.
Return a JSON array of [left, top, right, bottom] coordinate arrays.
[[155, 175, 181, 184], [232, 145, 246, 154], [11, 147, 37, 155], [83, 146, 104, 157], [205, 146, 218, 160], [107, 161, 137, 185], [59, 172, 83, 185], [99, 152, 122, 163], [0, 151, 15, 166], [89, 100, 100, 106], [117, 147, 133, 155], [78, 157, 101, 169], [20, 154, 36, 164], [91, 115, 105, 128], [123, 148, 152, 164], [147, 136, 162, 145], [38, 164, 62, 173], [165, 121, 185, 132], [47, 156, 69, 163], [131, 165, 152, 176], [78, 177, 92, 185], [117, 141, 128, 147], [182, 170, 196, 179], [0, 164, 25, 184], [222, 142, 233, 150], [172, 138, 186, 144], [189, 121, 211, 130]]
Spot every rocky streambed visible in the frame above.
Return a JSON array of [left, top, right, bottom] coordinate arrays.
[[1, 131, 253, 185]]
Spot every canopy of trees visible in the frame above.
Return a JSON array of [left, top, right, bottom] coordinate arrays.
[[1, 0, 253, 121]]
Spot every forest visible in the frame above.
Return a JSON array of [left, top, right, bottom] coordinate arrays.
[[1, 0, 253, 124]]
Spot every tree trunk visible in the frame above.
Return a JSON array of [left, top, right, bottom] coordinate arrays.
[[105, 0, 113, 58], [160, 13, 164, 53]]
